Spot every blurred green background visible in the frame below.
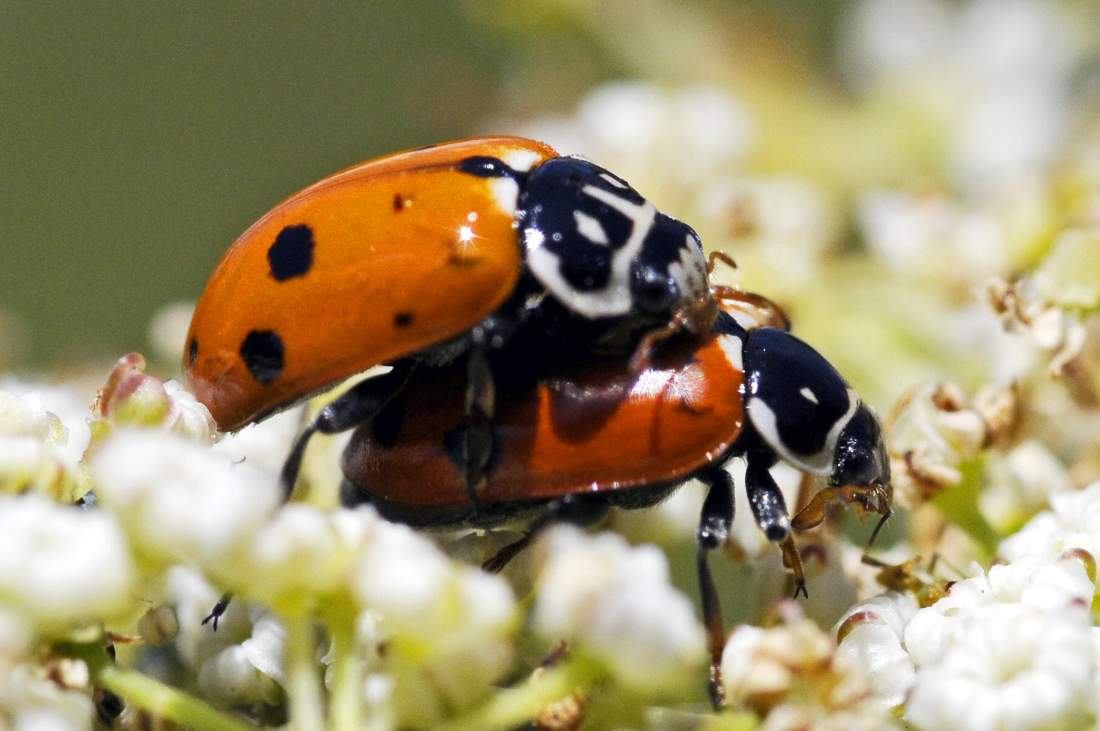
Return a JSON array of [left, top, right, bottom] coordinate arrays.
[[1, 2, 852, 369]]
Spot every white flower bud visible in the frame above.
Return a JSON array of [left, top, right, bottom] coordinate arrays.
[[240, 504, 344, 602], [240, 613, 286, 686], [137, 605, 179, 645], [161, 380, 216, 442], [834, 592, 919, 708], [196, 644, 282, 708], [0, 495, 135, 633]]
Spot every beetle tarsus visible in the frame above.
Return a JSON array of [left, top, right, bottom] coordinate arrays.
[[201, 592, 233, 632]]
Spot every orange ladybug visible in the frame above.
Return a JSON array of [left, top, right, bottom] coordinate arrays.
[[185, 137, 717, 500]]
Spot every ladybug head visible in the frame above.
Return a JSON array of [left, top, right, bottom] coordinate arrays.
[[522, 157, 708, 323], [628, 215, 709, 324], [743, 327, 890, 490], [829, 401, 890, 490]]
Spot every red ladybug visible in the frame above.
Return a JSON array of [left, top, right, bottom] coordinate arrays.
[[340, 299, 891, 705], [185, 137, 720, 502]]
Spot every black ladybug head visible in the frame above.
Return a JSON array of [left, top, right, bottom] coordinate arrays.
[[521, 156, 708, 322], [829, 402, 890, 489], [743, 328, 890, 489]]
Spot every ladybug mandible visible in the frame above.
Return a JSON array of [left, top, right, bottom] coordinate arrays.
[[185, 137, 715, 501], [339, 298, 891, 706]]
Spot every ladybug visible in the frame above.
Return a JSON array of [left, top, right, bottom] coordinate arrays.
[[185, 137, 717, 501], [339, 299, 891, 706]]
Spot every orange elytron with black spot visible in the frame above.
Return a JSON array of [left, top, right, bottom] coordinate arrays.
[[186, 138, 556, 431]]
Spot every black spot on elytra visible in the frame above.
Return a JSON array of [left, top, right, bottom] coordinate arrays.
[[458, 156, 521, 179], [393, 193, 409, 212], [187, 338, 198, 367], [268, 224, 314, 281], [239, 330, 284, 385], [393, 312, 414, 328]]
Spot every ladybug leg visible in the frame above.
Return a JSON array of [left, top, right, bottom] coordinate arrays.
[[706, 250, 738, 274], [460, 348, 496, 513], [711, 287, 791, 331], [280, 361, 416, 501], [626, 306, 698, 375], [481, 494, 610, 574], [201, 593, 233, 631], [696, 465, 735, 709], [792, 482, 893, 546], [744, 451, 807, 598]]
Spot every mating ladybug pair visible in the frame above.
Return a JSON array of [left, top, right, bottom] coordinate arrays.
[[186, 137, 891, 704]]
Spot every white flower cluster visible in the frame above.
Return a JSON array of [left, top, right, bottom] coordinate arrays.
[[531, 526, 707, 692], [837, 553, 1097, 731], [85, 423, 520, 725]]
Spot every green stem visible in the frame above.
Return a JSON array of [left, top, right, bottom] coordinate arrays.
[[437, 658, 605, 731], [285, 613, 325, 731], [328, 611, 363, 731], [97, 666, 255, 731]]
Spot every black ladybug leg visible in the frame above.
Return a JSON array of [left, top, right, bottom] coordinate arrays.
[[201, 593, 233, 631], [696, 466, 735, 709], [280, 361, 416, 501], [481, 494, 610, 573], [744, 451, 807, 598], [461, 348, 495, 513]]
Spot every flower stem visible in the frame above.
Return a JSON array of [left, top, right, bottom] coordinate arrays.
[[437, 657, 605, 731], [97, 666, 255, 731], [328, 611, 363, 731], [285, 613, 325, 731]]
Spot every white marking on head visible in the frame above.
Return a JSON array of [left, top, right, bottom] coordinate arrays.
[[526, 184, 656, 318], [800, 387, 819, 404], [666, 232, 710, 306], [746, 388, 860, 476], [504, 149, 542, 172], [524, 228, 545, 249], [573, 210, 609, 245], [717, 332, 744, 371], [489, 177, 520, 216], [599, 172, 628, 188]]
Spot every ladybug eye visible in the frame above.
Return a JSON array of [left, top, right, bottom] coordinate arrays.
[[631, 265, 678, 314]]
